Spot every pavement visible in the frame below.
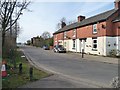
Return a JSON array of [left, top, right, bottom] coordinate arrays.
[[20, 74, 96, 88], [19, 46, 118, 88], [66, 52, 119, 64]]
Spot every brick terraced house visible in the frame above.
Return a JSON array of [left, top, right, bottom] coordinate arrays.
[[53, 0, 120, 56]]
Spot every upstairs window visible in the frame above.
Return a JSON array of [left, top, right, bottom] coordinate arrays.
[[93, 24, 97, 34], [64, 31, 67, 38], [73, 29, 76, 37], [55, 35, 57, 39]]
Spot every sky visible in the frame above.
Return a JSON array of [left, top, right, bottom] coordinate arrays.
[[17, 0, 115, 43]]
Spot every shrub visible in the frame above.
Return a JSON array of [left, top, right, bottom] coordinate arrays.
[[110, 76, 120, 88], [109, 49, 120, 57]]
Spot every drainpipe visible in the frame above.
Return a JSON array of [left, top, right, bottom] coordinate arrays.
[[116, 23, 119, 55], [104, 23, 107, 56], [63, 32, 64, 47], [76, 28, 77, 52]]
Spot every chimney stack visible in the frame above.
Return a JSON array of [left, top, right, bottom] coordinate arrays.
[[78, 15, 85, 22], [61, 21, 66, 28], [114, 0, 120, 9]]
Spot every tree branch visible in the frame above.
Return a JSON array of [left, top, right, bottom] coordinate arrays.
[[5, 1, 30, 32], [5, 1, 16, 29]]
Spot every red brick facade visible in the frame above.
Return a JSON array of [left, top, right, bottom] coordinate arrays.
[[54, 32, 64, 45], [53, 1, 120, 47]]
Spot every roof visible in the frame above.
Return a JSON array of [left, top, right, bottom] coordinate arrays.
[[53, 9, 117, 35], [113, 15, 120, 22]]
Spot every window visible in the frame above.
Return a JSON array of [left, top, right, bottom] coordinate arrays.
[[92, 38, 97, 50], [55, 35, 57, 39], [73, 29, 76, 37], [64, 31, 67, 38], [64, 42, 66, 47], [93, 24, 97, 34], [73, 39, 75, 49]]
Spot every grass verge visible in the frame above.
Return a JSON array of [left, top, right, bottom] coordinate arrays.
[[2, 49, 50, 88]]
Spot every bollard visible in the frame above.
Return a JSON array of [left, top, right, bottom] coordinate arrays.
[[82, 49, 84, 58], [19, 63, 22, 74], [29, 67, 33, 81]]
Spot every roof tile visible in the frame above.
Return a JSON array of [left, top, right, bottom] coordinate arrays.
[[53, 9, 117, 34]]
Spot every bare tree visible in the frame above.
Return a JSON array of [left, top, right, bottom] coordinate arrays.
[[60, 17, 66, 23], [26, 40, 31, 45], [11, 22, 21, 38], [68, 20, 76, 25], [41, 31, 51, 40], [0, 0, 31, 46], [56, 22, 61, 30], [56, 17, 66, 30]]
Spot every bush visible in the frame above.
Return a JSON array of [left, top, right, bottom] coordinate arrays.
[[110, 76, 120, 88], [109, 49, 120, 57]]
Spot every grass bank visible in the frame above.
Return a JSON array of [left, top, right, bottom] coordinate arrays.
[[2, 49, 50, 88]]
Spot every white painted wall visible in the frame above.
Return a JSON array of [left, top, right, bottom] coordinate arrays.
[[61, 36, 120, 56], [58, 40, 63, 45], [63, 40, 69, 51], [68, 39, 76, 52], [106, 36, 120, 56], [97, 36, 106, 56], [117, 36, 120, 51], [76, 39, 80, 52], [76, 37, 106, 55]]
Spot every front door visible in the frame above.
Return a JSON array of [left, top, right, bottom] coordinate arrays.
[[80, 39, 85, 53]]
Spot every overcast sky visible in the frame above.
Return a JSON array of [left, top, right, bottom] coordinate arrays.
[[17, 0, 115, 43]]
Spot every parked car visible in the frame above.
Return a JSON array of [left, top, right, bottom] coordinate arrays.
[[53, 45, 66, 53], [43, 45, 49, 50]]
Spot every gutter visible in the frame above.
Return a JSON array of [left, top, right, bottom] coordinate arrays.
[[53, 19, 106, 35]]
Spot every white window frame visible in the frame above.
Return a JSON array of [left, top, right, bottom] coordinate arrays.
[[55, 35, 57, 39], [92, 38, 97, 50], [64, 31, 67, 38], [73, 29, 76, 37], [93, 24, 97, 34], [73, 39, 76, 49], [64, 42, 66, 47]]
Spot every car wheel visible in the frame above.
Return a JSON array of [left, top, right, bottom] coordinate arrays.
[[56, 50, 59, 53]]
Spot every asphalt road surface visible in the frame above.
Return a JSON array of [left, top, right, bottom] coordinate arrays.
[[20, 46, 118, 88]]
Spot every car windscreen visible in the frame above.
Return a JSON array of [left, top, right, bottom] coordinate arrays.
[[58, 45, 63, 48]]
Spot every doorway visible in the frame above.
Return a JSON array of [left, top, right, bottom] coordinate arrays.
[[79, 38, 86, 53]]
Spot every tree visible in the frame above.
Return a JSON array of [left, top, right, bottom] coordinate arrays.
[[0, 0, 30, 46], [49, 36, 53, 46], [60, 17, 66, 23], [56, 23, 61, 30], [41, 31, 51, 40], [56, 17, 66, 30], [68, 20, 76, 25], [26, 40, 31, 45]]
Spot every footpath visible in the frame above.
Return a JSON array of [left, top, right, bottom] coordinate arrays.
[[68, 52, 119, 64]]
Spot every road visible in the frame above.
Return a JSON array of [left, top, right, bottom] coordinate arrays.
[[20, 46, 118, 88]]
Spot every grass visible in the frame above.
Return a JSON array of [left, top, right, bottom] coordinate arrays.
[[2, 50, 50, 88]]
